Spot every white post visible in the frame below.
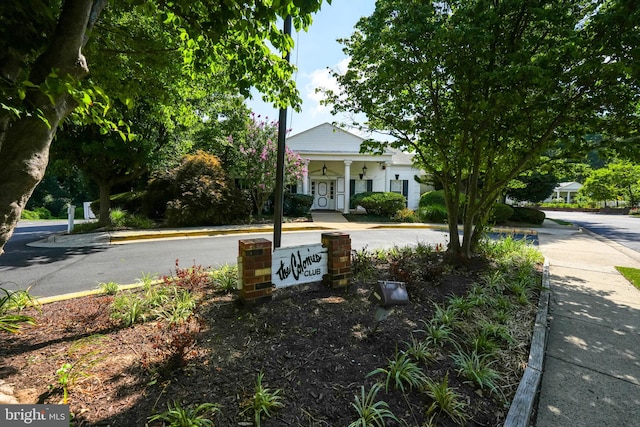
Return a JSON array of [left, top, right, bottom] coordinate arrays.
[[302, 159, 310, 195], [384, 162, 391, 192], [67, 205, 76, 233], [343, 160, 352, 214]]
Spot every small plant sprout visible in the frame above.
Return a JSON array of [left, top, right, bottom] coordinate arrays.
[[419, 319, 455, 348], [243, 372, 284, 427], [99, 281, 119, 295], [482, 270, 507, 291], [210, 264, 238, 293], [446, 295, 474, 316], [148, 401, 220, 427], [0, 287, 37, 333], [55, 338, 104, 404], [423, 373, 468, 425], [450, 347, 501, 394], [348, 383, 399, 427], [153, 287, 196, 325], [111, 293, 146, 327], [432, 303, 459, 327], [351, 247, 377, 281], [404, 334, 436, 365], [367, 350, 428, 393]]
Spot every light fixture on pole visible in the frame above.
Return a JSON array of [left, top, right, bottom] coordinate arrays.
[[322, 163, 327, 175]]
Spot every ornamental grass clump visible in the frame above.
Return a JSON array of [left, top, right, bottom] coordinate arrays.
[[348, 383, 399, 427], [367, 350, 428, 393]]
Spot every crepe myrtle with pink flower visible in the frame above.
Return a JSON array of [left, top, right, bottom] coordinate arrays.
[[235, 114, 307, 214]]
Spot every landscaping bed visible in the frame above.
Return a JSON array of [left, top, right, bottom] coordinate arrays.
[[1, 240, 541, 426]]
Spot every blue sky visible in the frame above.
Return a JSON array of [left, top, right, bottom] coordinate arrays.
[[246, 1, 376, 136]]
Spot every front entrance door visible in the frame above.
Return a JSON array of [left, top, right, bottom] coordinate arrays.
[[311, 180, 336, 210]]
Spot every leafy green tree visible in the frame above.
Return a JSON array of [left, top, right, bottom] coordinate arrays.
[[580, 168, 616, 207], [610, 162, 640, 207], [580, 161, 640, 207], [507, 172, 558, 204], [323, 0, 637, 258], [235, 115, 307, 214], [0, 0, 329, 255]]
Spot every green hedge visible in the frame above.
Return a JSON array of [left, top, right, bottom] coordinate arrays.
[[510, 207, 546, 225], [358, 192, 406, 217], [419, 190, 446, 208], [350, 191, 377, 209], [283, 193, 314, 216], [489, 203, 514, 225], [418, 204, 448, 223]]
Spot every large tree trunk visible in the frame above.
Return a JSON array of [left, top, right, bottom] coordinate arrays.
[[0, 0, 98, 255], [97, 182, 113, 226]]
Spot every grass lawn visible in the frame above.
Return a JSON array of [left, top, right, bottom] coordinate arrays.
[[616, 266, 640, 290]]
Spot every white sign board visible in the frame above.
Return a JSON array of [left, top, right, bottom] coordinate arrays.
[[272, 243, 328, 288]]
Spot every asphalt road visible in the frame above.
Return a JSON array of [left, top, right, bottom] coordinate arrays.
[[3, 211, 636, 298], [542, 210, 640, 254], [0, 223, 450, 298]]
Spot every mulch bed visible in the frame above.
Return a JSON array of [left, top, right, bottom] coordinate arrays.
[[1, 253, 536, 426]]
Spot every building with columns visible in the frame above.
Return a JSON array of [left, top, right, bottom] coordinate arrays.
[[286, 123, 428, 213]]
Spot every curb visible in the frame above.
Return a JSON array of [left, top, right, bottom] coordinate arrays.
[[109, 225, 331, 243], [505, 259, 551, 426], [35, 282, 151, 305]]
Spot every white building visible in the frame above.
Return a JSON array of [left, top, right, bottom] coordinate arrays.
[[286, 123, 428, 213], [546, 182, 583, 203]]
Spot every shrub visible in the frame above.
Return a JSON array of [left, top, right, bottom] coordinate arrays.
[[350, 191, 377, 209], [418, 205, 448, 223], [165, 151, 251, 227], [20, 209, 39, 220], [419, 190, 447, 208], [418, 190, 467, 222], [393, 208, 419, 223], [489, 203, 514, 225], [358, 192, 406, 217], [283, 193, 314, 216], [142, 171, 174, 219], [509, 207, 546, 225], [35, 207, 54, 219]]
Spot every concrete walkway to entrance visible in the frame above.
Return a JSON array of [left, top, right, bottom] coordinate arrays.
[[535, 221, 640, 426]]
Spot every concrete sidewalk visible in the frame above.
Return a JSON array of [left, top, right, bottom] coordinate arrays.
[[536, 222, 640, 426]]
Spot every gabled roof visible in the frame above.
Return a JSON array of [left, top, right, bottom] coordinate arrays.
[[287, 122, 393, 156], [555, 182, 583, 191]]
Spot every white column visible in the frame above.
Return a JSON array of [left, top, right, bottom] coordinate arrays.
[[302, 159, 310, 195], [384, 162, 392, 192], [343, 160, 352, 214], [566, 191, 571, 203]]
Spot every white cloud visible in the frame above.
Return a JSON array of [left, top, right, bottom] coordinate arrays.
[[303, 57, 350, 117]]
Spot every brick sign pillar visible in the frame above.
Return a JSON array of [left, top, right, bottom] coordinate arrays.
[[321, 232, 352, 288], [238, 238, 273, 304]]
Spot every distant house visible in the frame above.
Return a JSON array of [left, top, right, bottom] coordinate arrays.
[[545, 182, 583, 203], [286, 123, 428, 212]]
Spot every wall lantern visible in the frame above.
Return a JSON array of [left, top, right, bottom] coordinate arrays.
[[362, 165, 368, 176], [322, 163, 327, 175], [395, 174, 400, 180]]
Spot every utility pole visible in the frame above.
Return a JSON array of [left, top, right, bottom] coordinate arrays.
[[273, 14, 292, 249]]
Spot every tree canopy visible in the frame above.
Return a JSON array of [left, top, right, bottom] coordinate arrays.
[[0, 0, 330, 254], [324, 0, 639, 258]]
